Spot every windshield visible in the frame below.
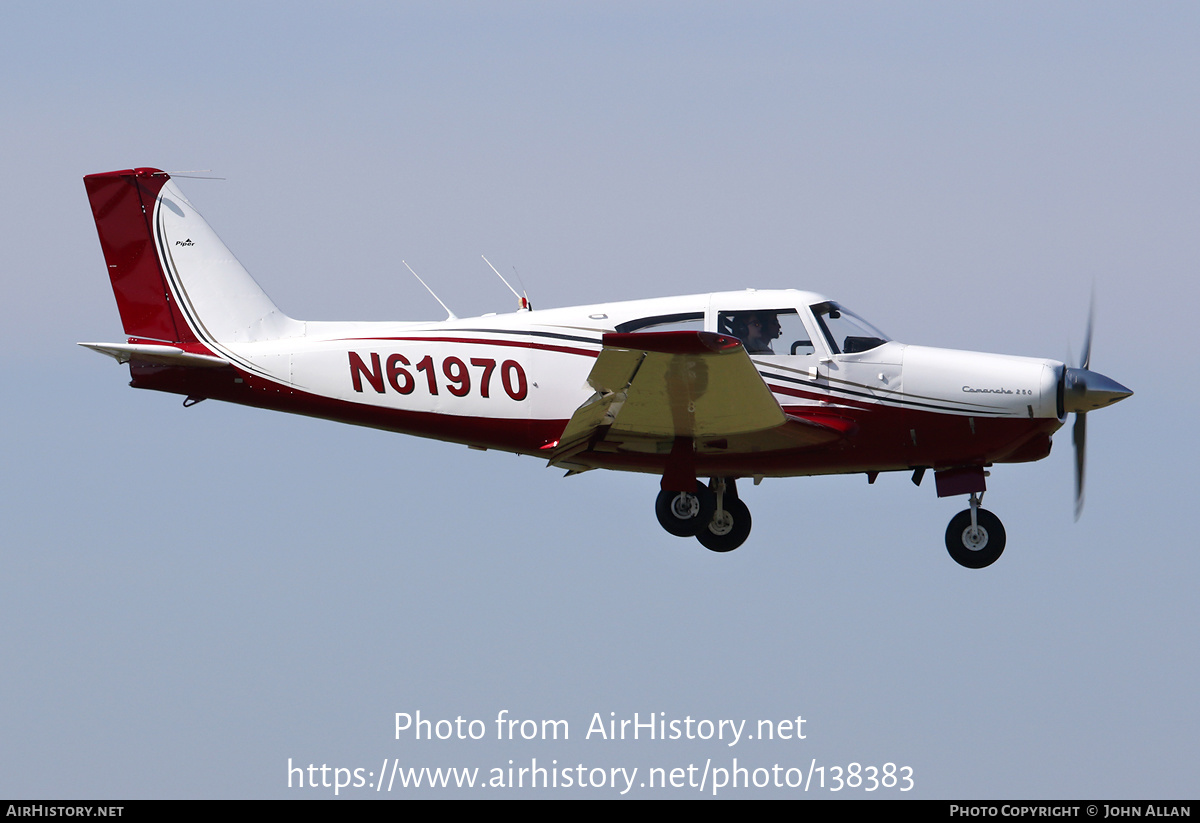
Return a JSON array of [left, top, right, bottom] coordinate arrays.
[[811, 302, 889, 354]]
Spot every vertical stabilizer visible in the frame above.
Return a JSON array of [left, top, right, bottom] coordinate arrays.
[[84, 168, 298, 347]]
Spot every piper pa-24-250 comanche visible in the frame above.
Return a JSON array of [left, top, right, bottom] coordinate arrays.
[[82, 167, 1132, 568]]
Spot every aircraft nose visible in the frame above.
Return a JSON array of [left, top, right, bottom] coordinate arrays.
[[1062, 367, 1133, 413]]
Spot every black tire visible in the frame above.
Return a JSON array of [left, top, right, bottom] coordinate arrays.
[[945, 508, 1006, 569], [696, 497, 752, 553], [655, 484, 716, 537]]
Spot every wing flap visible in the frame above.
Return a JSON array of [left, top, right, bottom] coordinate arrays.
[[551, 331, 842, 466]]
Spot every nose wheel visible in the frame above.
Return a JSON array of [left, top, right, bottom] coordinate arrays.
[[945, 493, 1006, 568]]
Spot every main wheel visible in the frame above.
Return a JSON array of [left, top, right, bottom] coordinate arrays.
[[655, 484, 716, 537], [696, 497, 752, 553], [945, 508, 1006, 568]]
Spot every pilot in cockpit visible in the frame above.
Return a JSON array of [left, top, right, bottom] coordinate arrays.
[[730, 311, 782, 354]]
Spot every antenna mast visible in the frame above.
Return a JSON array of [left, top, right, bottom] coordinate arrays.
[[402, 260, 457, 320]]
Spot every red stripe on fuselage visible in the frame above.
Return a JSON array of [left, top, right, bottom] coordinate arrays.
[[767, 381, 876, 410], [336, 336, 600, 358]]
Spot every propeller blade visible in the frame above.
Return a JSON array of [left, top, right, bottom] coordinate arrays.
[[1066, 290, 1131, 522], [1072, 411, 1087, 521], [1080, 294, 1094, 371]]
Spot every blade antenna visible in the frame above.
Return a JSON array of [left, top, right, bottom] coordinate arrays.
[[482, 255, 531, 311], [511, 265, 533, 310], [402, 260, 457, 320]]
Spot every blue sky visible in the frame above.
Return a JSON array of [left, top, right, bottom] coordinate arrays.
[[1, 1, 1196, 797]]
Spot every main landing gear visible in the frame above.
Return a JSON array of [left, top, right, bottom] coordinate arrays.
[[655, 478, 752, 552], [945, 492, 1006, 569]]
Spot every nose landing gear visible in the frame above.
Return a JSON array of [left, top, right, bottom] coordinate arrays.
[[945, 492, 1006, 568]]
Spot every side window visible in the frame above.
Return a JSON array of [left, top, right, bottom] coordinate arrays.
[[615, 312, 704, 334], [716, 308, 812, 356]]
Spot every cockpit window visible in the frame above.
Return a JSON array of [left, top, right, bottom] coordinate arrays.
[[811, 302, 889, 354], [717, 308, 812, 356]]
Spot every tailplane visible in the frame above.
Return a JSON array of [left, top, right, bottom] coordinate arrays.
[[83, 168, 298, 350]]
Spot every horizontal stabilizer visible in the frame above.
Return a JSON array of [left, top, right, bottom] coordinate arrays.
[[78, 342, 230, 368]]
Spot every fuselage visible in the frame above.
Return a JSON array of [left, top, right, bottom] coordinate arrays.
[[129, 288, 1067, 479]]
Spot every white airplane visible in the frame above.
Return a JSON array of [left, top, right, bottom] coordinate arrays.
[[81, 167, 1132, 567]]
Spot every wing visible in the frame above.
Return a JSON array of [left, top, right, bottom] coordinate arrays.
[[548, 331, 846, 467]]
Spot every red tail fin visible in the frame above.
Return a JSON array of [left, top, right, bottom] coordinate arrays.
[[84, 168, 198, 344]]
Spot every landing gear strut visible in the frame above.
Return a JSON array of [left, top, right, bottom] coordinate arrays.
[[697, 478, 752, 553], [945, 492, 1006, 569]]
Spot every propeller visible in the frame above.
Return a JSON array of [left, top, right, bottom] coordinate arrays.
[[1061, 298, 1133, 519]]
